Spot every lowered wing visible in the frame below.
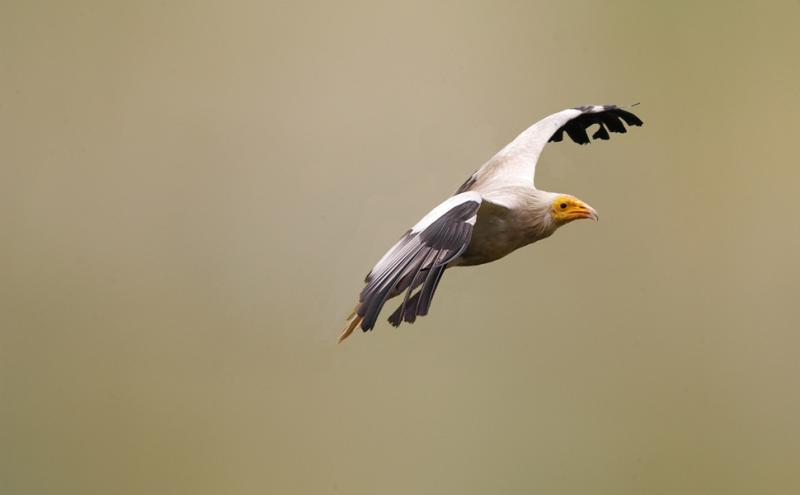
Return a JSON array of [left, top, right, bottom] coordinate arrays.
[[339, 192, 482, 341]]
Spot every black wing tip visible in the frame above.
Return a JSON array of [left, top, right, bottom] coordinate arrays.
[[614, 108, 644, 127], [592, 125, 610, 140], [549, 103, 643, 144]]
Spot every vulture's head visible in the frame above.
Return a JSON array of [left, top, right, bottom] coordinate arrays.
[[550, 194, 599, 225]]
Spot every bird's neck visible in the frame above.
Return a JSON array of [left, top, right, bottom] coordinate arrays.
[[505, 188, 559, 242], [527, 188, 559, 229], [479, 186, 558, 240]]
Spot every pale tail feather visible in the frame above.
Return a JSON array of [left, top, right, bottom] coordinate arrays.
[[338, 310, 363, 343]]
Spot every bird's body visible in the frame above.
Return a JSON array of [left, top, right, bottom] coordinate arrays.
[[457, 187, 556, 266], [340, 104, 642, 342]]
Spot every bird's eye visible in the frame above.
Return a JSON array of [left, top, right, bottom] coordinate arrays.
[[560, 203, 567, 209]]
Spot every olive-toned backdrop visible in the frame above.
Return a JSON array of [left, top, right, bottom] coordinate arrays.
[[3, 1, 799, 494]]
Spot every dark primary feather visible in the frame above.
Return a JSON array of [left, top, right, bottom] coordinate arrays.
[[549, 105, 643, 145], [357, 199, 481, 331]]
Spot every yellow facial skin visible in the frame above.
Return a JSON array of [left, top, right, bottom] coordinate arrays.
[[551, 195, 599, 224]]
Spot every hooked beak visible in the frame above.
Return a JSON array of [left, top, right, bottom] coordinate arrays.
[[571, 202, 599, 221]]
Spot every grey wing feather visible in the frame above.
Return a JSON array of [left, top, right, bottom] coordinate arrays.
[[357, 192, 481, 331]]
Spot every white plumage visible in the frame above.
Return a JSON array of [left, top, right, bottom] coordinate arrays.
[[411, 191, 482, 233], [340, 104, 642, 341]]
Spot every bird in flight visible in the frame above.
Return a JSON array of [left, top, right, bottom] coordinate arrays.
[[339, 104, 643, 342]]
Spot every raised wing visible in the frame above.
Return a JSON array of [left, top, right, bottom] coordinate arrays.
[[339, 192, 482, 341], [458, 104, 643, 192]]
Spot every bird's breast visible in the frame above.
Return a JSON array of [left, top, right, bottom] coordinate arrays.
[[455, 201, 552, 267]]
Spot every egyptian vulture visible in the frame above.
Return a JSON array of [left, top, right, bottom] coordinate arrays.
[[339, 104, 643, 342]]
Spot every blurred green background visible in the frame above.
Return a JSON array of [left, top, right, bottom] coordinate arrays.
[[3, 1, 800, 494]]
